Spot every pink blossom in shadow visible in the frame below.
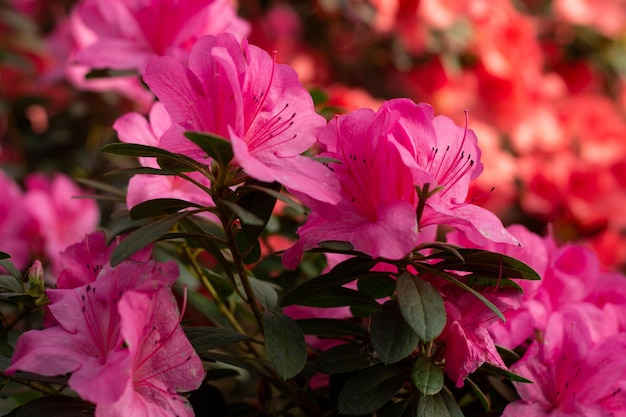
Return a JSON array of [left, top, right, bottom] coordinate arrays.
[[0, 170, 36, 270], [503, 310, 626, 417], [144, 33, 339, 204], [7, 260, 203, 417], [114, 102, 215, 213], [74, 0, 249, 76], [23, 173, 100, 278]]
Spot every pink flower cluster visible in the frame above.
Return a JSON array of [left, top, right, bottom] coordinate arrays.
[[0, 170, 99, 276], [7, 232, 204, 417]]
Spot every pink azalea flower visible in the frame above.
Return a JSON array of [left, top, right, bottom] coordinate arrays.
[[143, 33, 340, 204], [73, 0, 249, 76], [436, 277, 520, 387], [23, 173, 100, 277], [283, 100, 430, 267], [56, 231, 152, 289], [114, 102, 214, 212], [503, 310, 626, 417], [0, 169, 35, 270], [7, 260, 203, 416]]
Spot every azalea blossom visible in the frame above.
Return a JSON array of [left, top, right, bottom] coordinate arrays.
[[114, 102, 215, 212], [283, 98, 517, 267], [503, 310, 626, 417], [7, 260, 204, 416], [73, 0, 249, 76], [143, 32, 340, 203]]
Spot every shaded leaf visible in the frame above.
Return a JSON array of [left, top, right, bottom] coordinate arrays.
[[0, 274, 23, 293], [396, 272, 446, 342], [0, 251, 10, 259], [316, 343, 379, 374], [249, 278, 279, 310], [285, 286, 380, 308], [237, 181, 282, 244], [185, 131, 233, 167], [465, 377, 490, 411], [204, 368, 241, 381], [337, 365, 407, 415], [431, 249, 541, 281], [185, 327, 251, 352], [296, 318, 367, 339], [412, 358, 444, 395], [416, 390, 464, 417], [378, 398, 416, 417], [220, 201, 264, 226], [263, 310, 307, 379], [357, 273, 396, 299], [370, 301, 419, 365], [129, 198, 203, 220], [0, 259, 22, 281], [479, 363, 533, 383], [246, 184, 305, 215], [111, 211, 190, 266]]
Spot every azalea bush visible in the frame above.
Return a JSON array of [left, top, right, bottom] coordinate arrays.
[[2, 1, 626, 416]]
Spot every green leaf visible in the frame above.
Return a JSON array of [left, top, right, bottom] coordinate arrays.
[[263, 310, 307, 379], [184, 327, 251, 352], [337, 365, 407, 415], [358, 273, 397, 299], [220, 200, 264, 226], [465, 377, 490, 411], [237, 181, 281, 244], [412, 358, 444, 395], [464, 275, 524, 293], [204, 368, 241, 381], [0, 251, 10, 259], [316, 343, 379, 374], [86, 67, 136, 78], [0, 274, 23, 293], [479, 363, 533, 383], [417, 390, 464, 417], [287, 286, 380, 308], [280, 257, 379, 307], [5, 397, 95, 417], [296, 318, 367, 339], [102, 142, 186, 160], [129, 198, 203, 220], [370, 301, 419, 364], [378, 398, 416, 417], [184, 131, 234, 167], [0, 259, 22, 281], [318, 240, 355, 252], [431, 249, 541, 281], [246, 184, 305, 215], [110, 211, 190, 266], [396, 272, 446, 342], [249, 278, 279, 310]]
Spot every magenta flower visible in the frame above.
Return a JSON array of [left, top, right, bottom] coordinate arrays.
[[73, 0, 249, 76], [23, 173, 100, 277], [143, 33, 340, 203], [503, 310, 626, 417], [0, 169, 35, 270], [7, 260, 203, 416], [283, 100, 431, 267], [114, 102, 215, 212]]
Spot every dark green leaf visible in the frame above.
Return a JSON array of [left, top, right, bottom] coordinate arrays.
[[316, 343, 379, 374], [465, 377, 490, 411], [234, 229, 262, 264], [0, 274, 23, 293], [479, 363, 533, 383], [358, 273, 397, 299], [431, 249, 541, 281], [417, 390, 464, 417], [129, 198, 203, 220], [75, 178, 126, 198], [396, 272, 446, 342], [296, 318, 367, 339], [496, 345, 521, 362], [111, 211, 190, 266], [337, 365, 407, 415], [201, 352, 276, 381], [318, 240, 355, 252], [102, 142, 184, 159], [204, 368, 241, 381], [465, 275, 524, 293], [286, 286, 380, 308], [378, 398, 416, 417], [5, 396, 95, 417], [86, 67, 136, 78], [0, 251, 10, 259], [412, 358, 444, 395], [370, 301, 419, 364], [245, 184, 305, 215], [185, 131, 233, 167], [280, 257, 379, 307], [0, 259, 22, 281], [249, 278, 279, 310], [185, 327, 251, 352], [237, 181, 281, 244], [220, 201, 264, 226], [263, 310, 307, 379]]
